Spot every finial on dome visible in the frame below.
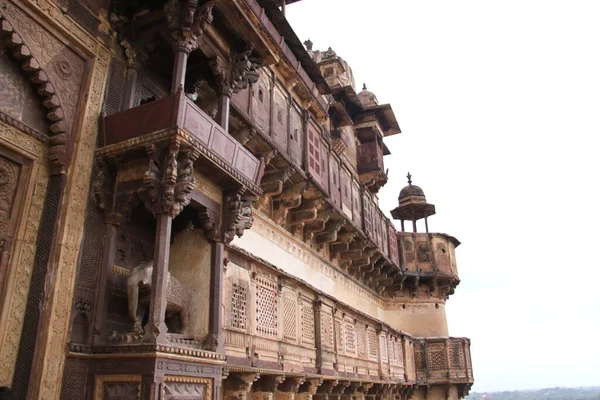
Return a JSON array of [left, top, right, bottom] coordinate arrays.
[[407, 172, 412, 185], [362, 83, 367, 91], [304, 38, 313, 51]]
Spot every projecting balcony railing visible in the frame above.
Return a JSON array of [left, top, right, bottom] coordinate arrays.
[[414, 338, 474, 385], [397, 232, 460, 280], [98, 89, 264, 193]]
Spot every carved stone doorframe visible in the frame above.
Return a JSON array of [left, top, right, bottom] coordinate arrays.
[[0, 1, 110, 399]]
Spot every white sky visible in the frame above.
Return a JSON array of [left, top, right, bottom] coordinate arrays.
[[287, 0, 600, 392]]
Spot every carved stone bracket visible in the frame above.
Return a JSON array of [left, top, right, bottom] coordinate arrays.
[[296, 379, 323, 400], [275, 377, 305, 400], [272, 182, 308, 225], [142, 142, 198, 218], [252, 375, 285, 399], [223, 372, 260, 400], [211, 48, 262, 97], [120, 39, 152, 71], [163, 0, 215, 54], [258, 167, 292, 209], [314, 216, 346, 246], [221, 187, 255, 244]]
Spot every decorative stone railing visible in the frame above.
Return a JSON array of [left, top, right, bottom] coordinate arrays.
[[223, 250, 473, 389]]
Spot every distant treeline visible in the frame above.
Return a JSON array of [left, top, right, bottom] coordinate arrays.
[[465, 387, 600, 400]]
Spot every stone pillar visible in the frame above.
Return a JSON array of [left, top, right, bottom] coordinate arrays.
[[144, 212, 172, 342], [92, 212, 120, 344], [205, 240, 224, 352], [120, 40, 148, 110]]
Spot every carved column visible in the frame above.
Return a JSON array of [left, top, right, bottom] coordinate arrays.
[[163, 0, 215, 92], [206, 239, 224, 352], [92, 160, 138, 343], [211, 49, 261, 133], [141, 142, 197, 342], [120, 40, 149, 110]]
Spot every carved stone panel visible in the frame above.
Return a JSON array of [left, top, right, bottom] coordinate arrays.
[[231, 85, 251, 115], [289, 104, 303, 167], [0, 151, 28, 314], [251, 68, 271, 133], [271, 85, 288, 153], [328, 157, 341, 209], [104, 382, 140, 400], [163, 381, 207, 400], [351, 180, 361, 227], [306, 121, 322, 186], [0, 44, 47, 132], [2, 2, 86, 136]]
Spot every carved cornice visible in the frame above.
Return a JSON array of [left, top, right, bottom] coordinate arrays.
[[163, 0, 215, 54]]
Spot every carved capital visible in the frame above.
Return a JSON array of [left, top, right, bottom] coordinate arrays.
[[163, 0, 215, 54]]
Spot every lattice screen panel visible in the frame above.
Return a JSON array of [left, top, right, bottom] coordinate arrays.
[[393, 337, 404, 366], [357, 323, 367, 359], [300, 297, 315, 347], [427, 342, 447, 371], [230, 282, 248, 330], [367, 327, 378, 361], [320, 307, 334, 350], [344, 317, 357, 356], [255, 275, 278, 337], [335, 319, 344, 353], [283, 296, 297, 341], [414, 342, 426, 371], [449, 341, 465, 369], [379, 333, 388, 363]]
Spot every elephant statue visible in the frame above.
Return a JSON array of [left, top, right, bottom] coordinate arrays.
[[127, 261, 188, 334]]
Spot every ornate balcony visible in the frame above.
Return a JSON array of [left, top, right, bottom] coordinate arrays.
[[98, 89, 264, 194]]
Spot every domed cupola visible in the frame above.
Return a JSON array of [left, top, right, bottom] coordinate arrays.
[[391, 173, 436, 232], [358, 83, 379, 107]]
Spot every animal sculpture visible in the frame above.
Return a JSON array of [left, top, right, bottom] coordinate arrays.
[[127, 261, 188, 334]]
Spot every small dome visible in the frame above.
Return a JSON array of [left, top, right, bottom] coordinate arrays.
[[358, 83, 378, 107], [399, 184, 426, 203]]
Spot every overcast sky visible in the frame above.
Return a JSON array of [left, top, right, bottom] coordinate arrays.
[[287, 0, 600, 392]]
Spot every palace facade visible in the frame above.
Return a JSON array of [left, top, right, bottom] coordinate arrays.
[[0, 0, 473, 399]]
